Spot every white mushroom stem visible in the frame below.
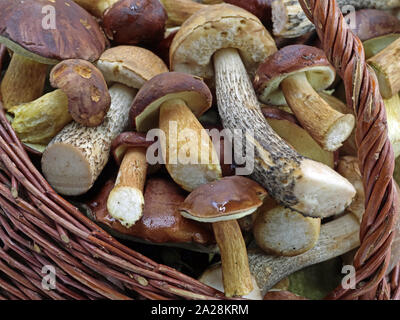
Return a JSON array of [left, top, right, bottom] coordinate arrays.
[[42, 83, 136, 196], [281, 72, 355, 151], [213, 47, 356, 218], [107, 148, 148, 227], [159, 98, 221, 192], [212, 220, 254, 297], [0, 53, 48, 110], [248, 213, 360, 295]]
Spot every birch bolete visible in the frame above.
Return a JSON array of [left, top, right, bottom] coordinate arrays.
[[180, 176, 268, 297], [170, 4, 356, 217], [41, 46, 168, 196], [271, 0, 400, 38], [254, 45, 355, 152], [74, 0, 167, 46], [0, 0, 106, 109], [130, 72, 222, 192]]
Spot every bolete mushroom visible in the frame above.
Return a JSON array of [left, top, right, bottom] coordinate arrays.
[[0, 0, 106, 109], [107, 132, 153, 227], [130, 72, 222, 192], [254, 45, 355, 152], [74, 0, 167, 46], [41, 46, 168, 196], [253, 198, 321, 257], [346, 9, 400, 59], [179, 176, 268, 297], [86, 177, 216, 252], [171, 4, 356, 217], [9, 59, 111, 144]]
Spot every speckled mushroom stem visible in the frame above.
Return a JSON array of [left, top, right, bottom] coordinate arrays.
[[281, 72, 355, 151], [272, 0, 400, 38], [41, 83, 136, 196], [213, 47, 356, 217], [368, 37, 400, 99], [159, 98, 221, 192], [212, 220, 253, 297], [0, 53, 48, 110]]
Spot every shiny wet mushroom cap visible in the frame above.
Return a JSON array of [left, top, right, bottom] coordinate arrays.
[[180, 176, 267, 223]]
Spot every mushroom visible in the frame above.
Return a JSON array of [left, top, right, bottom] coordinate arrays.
[[253, 198, 321, 257], [107, 132, 153, 227], [86, 177, 217, 252], [160, 0, 272, 27], [271, 0, 400, 39], [368, 35, 400, 99], [198, 263, 263, 300], [249, 156, 400, 294], [9, 59, 111, 144], [170, 4, 356, 218], [0, 0, 106, 109], [179, 176, 268, 297], [130, 72, 222, 192], [74, 0, 167, 46], [346, 9, 400, 59], [254, 45, 355, 152], [41, 46, 168, 196]]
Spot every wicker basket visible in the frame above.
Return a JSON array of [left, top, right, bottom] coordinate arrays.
[[0, 0, 399, 300]]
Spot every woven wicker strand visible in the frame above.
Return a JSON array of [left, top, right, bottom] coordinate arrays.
[[299, 0, 400, 300]]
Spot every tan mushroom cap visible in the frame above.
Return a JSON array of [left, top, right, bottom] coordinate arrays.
[[170, 3, 277, 82], [96, 46, 168, 89], [130, 72, 212, 132], [50, 59, 110, 127], [254, 45, 336, 106], [180, 176, 267, 223]]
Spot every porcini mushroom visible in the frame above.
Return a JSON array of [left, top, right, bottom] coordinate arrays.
[[179, 176, 268, 297], [0, 0, 106, 109], [86, 177, 216, 252], [74, 0, 167, 46], [41, 46, 168, 196], [130, 72, 222, 192], [171, 4, 356, 217], [9, 59, 110, 144], [253, 198, 321, 257], [107, 132, 153, 227], [254, 45, 355, 152]]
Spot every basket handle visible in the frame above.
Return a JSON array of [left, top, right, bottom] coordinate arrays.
[[299, 0, 399, 299]]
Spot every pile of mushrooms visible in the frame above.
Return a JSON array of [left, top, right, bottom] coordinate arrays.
[[1, 0, 400, 300]]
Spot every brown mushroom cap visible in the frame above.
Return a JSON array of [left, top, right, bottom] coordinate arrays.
[[50, 59, 111, 127], [102, 0, 167, 46], [96, 46, 168, 89], [0, 0, 107, 64], [130, 72, 213, 132], [224, 0, 272, 27], [179, 176, 267, 223], [254, 45, 336, 106], [88, 177, 215, 245], [170, 4, 277, 82], [346, 9, 400, 42], [111, 131, 153, 165]]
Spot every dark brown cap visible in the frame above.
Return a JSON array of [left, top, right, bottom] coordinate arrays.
[[0, 0, 107, 64], [50, 59, 111, 127], [254, 45, 335, 106], [111, 132, 153, 165], [346, 9, 400, 42], [88, 177, 215, 245], [102, 0, 167, 46], [179, 176, 267, 223], [130, 72, 212, 132]]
